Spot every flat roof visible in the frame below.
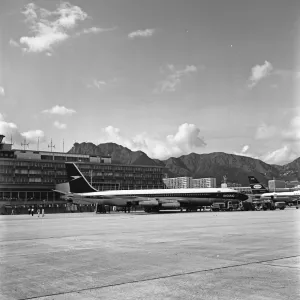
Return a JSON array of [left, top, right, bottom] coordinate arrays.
[[0, 157, 165, 169], [14, 149, 92, 158]]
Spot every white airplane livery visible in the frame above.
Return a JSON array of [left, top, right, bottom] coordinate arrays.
[[56, 163, 249, 212], [260, 190, 300, 200], [248, 176, 298, 203]]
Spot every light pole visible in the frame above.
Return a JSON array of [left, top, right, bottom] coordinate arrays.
[[90, 170, 93, 186]]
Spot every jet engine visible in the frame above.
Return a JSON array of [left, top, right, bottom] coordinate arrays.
[[160, 202, 180, 209], [139, 199, 159, 206]]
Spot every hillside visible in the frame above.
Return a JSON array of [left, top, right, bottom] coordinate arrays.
[[68, 142, 299, 186]]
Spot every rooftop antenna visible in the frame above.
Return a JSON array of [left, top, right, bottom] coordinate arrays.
[[10, 134, 14, 147], [48, 139, 55, 161], [48, 138, 55, 152], [21, 137, 29, 150]]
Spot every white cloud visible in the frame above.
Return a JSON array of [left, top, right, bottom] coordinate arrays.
[[54, 121, 67, 129], [87, 78, 119, 89], [0, 113, 45, 145], [22, 130, 45, 142], [103, 126, 121, 140], [241, 145, 249, 153], [281, 116, 300, 142], [262, 145, 298, 165], [254, 123, 277, 140], [234, 145, 258, 158], [154, 65, 198, 93], [257, 114, 300, 164], [248, 61, 273, 89], [101, 123, 206, 159], [42, 105, 76, 115], [0, 114, 18, 136], [76, 26, 116, 36], [0, 86, 4, 96], [166, 123, 206, 152], [19, 2, 88, 53], [9, 39, 20, 47], [128, 29, 155, 39], [53, 3, 87, 28]]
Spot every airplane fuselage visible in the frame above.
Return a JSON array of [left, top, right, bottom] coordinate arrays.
[[62, 163, 248, 212], [66, 188, 247, 208], [260, 191, 300, 203]]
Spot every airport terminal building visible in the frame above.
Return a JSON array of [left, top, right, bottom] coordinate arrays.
[[0, 135, 166, 203]]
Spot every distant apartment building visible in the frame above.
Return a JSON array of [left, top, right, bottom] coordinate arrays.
[[268, 180, 286, 190], [192, 178, 216, 188], [285, 181, 300, 188], [230, 186, 252, 194], [163, 177, 193, 189], [267, 180, 300, 190], [163, 177, 216, 189]]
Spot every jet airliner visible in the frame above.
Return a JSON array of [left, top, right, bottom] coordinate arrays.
[[248, 176, 298, 203], [55, 163, 248, 212]]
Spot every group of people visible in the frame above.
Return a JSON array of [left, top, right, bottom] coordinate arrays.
[[28, 206, 45, 217]]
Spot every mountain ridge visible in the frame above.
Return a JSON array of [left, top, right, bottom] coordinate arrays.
[[68, 142, 299, 186]]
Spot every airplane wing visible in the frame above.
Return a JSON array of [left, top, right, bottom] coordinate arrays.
[[53, 189, 68, 195]]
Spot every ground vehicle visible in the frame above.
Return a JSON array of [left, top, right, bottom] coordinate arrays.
[[274, 202, 286, 210], [293, 200, 300, 209], [211, 201, 234, 211], [252, 200, 275, 211], [262, 200, 276, 210], [241, 201, 255, 211]]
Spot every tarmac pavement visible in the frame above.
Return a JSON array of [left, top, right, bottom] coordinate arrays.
[[0, 209, 299, 299]]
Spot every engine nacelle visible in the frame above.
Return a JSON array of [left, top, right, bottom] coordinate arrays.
[[160, 202, 180, 209], [139, 200, 159, 207]]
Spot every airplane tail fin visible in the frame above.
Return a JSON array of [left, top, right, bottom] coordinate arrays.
[[65, 163, 98, 193], [248, 176, 269, 194]]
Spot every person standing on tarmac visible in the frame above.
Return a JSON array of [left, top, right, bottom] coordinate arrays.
[[31, 207, 34, 216], [37, 207, 40, 217], [41, 206, 45, 217]]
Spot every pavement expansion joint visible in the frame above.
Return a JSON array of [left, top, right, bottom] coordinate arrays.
[[15, 254, 300, 300]]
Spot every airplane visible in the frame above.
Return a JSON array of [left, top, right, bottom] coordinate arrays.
[[248, 176, 269, 196], [248, 176, 298, 203], [55, 162, 248, 213]]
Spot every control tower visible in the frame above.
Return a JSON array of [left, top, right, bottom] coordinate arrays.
[[221, 175, 228, 188], [0, 135, 13, 151], [0, 134, 5, 144]]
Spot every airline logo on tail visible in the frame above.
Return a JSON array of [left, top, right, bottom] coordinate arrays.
[[65, 163, 98, 193], [248, 176, 269, 194], [253, 184, 262, 189]]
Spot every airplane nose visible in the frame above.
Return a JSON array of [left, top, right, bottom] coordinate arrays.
[[239, 193, 248, 201]]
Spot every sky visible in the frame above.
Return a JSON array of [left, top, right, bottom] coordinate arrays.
[[1, 0, 300, 164]]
